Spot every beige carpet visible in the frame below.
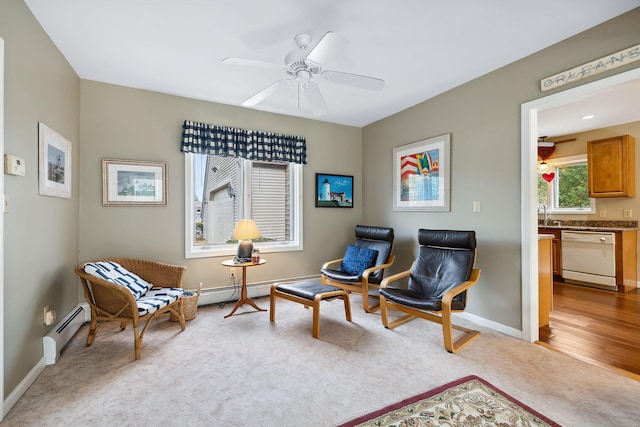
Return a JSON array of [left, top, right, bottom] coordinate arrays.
[[4, 294, 640, 426]]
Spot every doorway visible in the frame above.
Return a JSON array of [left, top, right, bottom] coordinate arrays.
[[1, 36, 5, 420], [520, 66, 640, 343]]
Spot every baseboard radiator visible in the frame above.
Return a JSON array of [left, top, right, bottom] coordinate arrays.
[[43, 303, 90, 365]]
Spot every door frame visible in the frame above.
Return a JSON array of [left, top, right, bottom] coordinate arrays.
[[520, 66, 640, 343], [1, 36, 5, 421]]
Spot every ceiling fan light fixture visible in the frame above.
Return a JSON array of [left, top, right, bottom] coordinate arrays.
[[285, 49, 307, 66], [223, 31, 385, 116]]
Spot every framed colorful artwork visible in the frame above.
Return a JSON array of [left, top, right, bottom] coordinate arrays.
[[393, 134, 450, 211], [315, 173, 353, 208]]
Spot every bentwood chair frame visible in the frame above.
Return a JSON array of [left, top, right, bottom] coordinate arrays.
[[75, 258, 186, 360]]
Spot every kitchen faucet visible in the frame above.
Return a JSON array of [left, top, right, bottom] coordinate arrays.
[[538, 204, 551, 225]]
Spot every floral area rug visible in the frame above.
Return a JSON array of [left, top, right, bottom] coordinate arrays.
[[337, 375, 561, 427]]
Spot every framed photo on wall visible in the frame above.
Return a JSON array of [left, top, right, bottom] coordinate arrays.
[[315, 173, 353, 208], [102, 159, 167, 206], [393, 133, 451, 211], [38, 122, 72, 198]]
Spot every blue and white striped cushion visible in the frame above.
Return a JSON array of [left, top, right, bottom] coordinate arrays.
[[83, 261, 153, 300], [136, 287, 184, 316]]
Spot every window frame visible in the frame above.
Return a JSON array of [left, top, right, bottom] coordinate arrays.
[[184, 153, 303, 259], [540, 154, 595, 215]]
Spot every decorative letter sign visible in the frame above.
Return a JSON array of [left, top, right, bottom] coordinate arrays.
[[541, 44, 640, 92]]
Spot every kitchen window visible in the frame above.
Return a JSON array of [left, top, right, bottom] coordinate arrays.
[[185, 153, 303, 258], [538, 154, 595, 214]]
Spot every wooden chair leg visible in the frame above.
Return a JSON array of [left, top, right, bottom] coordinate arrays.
[[380, 298, 419, 329], [362, 295, 380, 313], [269, 285, 276, 322], [442, 316, 480, 353], [86, 314, 98, 347], [342, 293, 352, 322], [177, 300, 186, 331], [312, 297, 321, 339], [133, 324, 141, 360]]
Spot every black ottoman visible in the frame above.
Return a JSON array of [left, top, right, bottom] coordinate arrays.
[[270, 281, 352, 338]]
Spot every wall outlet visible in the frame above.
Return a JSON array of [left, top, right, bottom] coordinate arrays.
[[43, 306, 56, 326], [623, 209, 633, 218], [599, 210, 606, 218], [229, 267, 237, 278]]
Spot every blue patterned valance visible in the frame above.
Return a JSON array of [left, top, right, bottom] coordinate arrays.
[[181, 120, 307, 165]]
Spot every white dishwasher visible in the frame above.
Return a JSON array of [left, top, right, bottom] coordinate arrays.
[[561, 230, 616, 289]]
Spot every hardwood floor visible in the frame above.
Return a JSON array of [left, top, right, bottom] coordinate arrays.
[[538, 281, 640, 379]]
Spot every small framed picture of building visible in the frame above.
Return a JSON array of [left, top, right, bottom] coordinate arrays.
[[315, 173, 353, 208], [38, 122, 72, 199], [102, 158, 167, 206]]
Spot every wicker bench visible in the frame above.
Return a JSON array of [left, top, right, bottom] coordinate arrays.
[[269, 281, 352, 338]]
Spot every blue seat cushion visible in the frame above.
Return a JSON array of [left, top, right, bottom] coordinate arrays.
[[137, 287, 184, 316], [83, 261, 153, 300], [338, 244, 378, 276]]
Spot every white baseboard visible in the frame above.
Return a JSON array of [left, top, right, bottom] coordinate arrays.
[[3, 357, 46, 418], [197, 274, 322, 307], [454, 311, 523, 340]]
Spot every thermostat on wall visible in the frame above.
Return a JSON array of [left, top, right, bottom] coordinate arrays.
[[4, 154, 26, 176]]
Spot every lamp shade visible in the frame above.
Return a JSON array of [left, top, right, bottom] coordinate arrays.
[[232, 220, 261, 240], [232, 220, 261, 261]]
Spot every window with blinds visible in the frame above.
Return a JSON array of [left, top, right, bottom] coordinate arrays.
[[251, 162, 290, 242], [185, 153, 302, 258]]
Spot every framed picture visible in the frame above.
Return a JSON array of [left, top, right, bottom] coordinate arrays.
[[38, 123, 72, 198], [102, 159, 167, 206], [315, 173, 353, 208], [393, 133, 451, 211]]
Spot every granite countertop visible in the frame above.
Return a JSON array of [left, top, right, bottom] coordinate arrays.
[[538, 220, 638, 232]]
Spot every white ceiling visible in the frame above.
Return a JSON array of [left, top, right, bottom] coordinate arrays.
[[538, 78, 640, 138], [25, 0, 640, 132]]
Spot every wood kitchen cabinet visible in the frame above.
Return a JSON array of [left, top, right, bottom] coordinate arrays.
[[538, 228, 562, 278], [616, 229, 638, 292], [538, 237, 553, 327], [587, 134, 635, 198]]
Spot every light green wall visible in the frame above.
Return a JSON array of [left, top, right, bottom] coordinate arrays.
[[78, 81, 363, 289], [3, 0, 640, 408], [362, 8, 640, 329], [0, 0, 80, 395]]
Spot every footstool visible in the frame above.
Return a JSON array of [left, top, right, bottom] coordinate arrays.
[[270, 281, 352, 338]]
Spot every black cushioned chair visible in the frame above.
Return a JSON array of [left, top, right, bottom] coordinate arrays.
[[379, 229, 481, 353], [321, 225, 395, 313]]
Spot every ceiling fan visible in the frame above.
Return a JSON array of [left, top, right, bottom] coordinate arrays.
[[222, 32, 385, 116]]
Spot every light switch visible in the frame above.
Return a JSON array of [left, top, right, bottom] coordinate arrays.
[[472, 200, 481, 213]]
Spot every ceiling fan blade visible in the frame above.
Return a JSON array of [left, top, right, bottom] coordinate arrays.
[[222, 57, 283, 72], [301, 81, 327, 116], [306, 31, 345, 64], [242, 80, 289, 107], [321, 70, 385, 91]]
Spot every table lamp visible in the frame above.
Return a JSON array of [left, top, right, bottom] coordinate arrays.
[[232, 219, 261, 262]]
